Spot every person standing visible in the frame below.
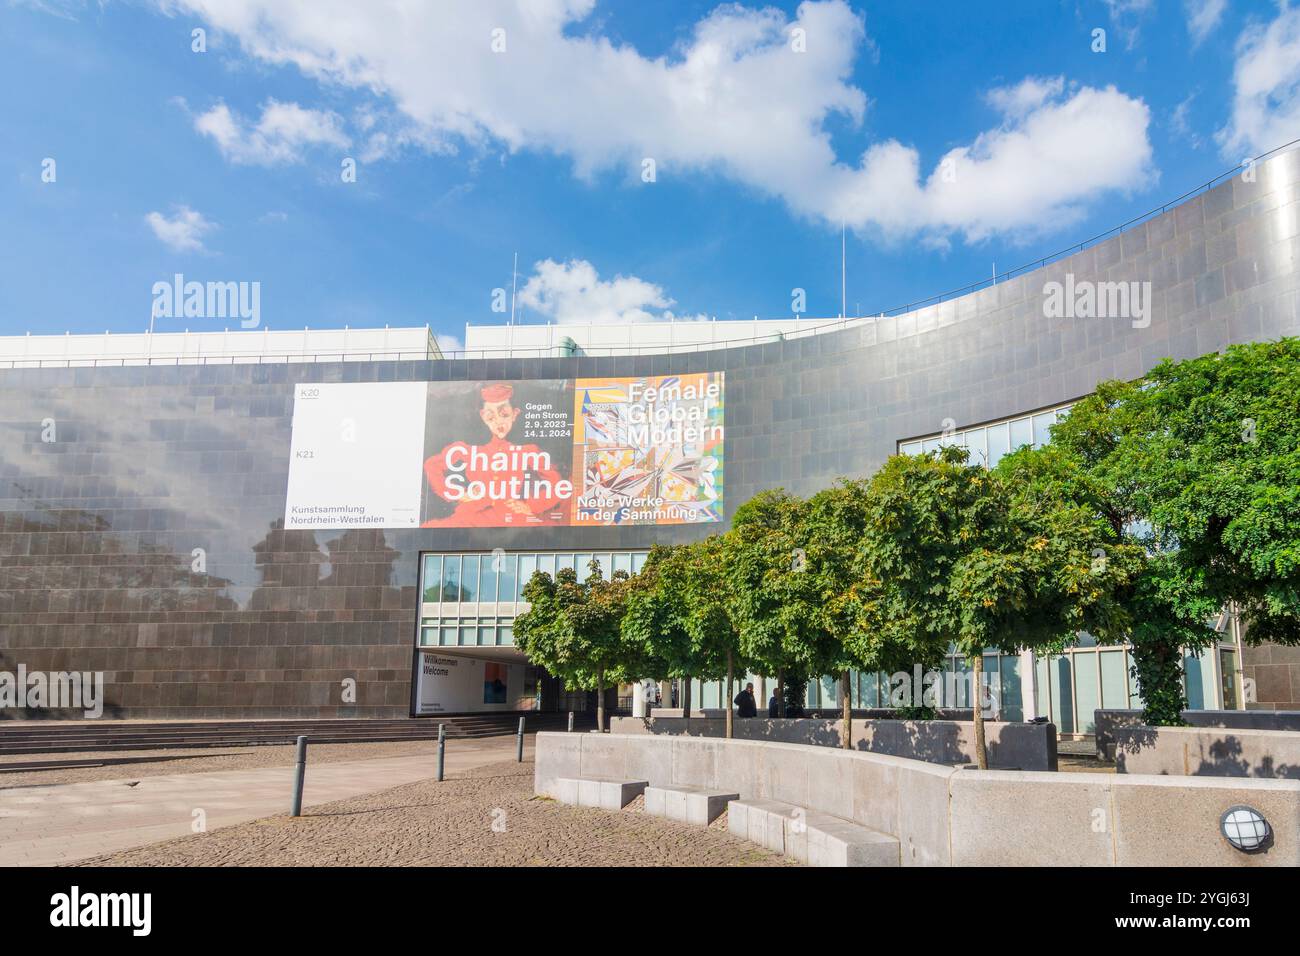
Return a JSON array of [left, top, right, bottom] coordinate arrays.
[[734, 681, 757, 718]]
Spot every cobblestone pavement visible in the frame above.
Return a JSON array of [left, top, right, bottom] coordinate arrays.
[[0, 738, 482, 789], [77, 760, 797, 867]]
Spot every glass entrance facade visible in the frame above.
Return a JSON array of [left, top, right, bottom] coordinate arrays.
[[416, 550, 650, 648]]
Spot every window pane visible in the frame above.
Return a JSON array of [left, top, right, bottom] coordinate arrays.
[[442, 555, 462, 601], [899, 441, 923, 456], [862, 672, 879, 708], [440, 626, 456, 646], [422, 555, 442, 603], [999, 654, 1023, 721], [1219, 649, 1239, 710], [478, 627, 494, 646], [1032, 411, 1055, 448], [499, 554, 517, 602], [1100, 650, 1128, 710], [986, 422, 1011, 467], [500, 626, 514, 646], [1073, 651, 1100, 734], [1049, 655, 1074, 734], [458, 626, 474, 645], [479, 556, 498, 602], [575, 553, 593, 578], [613, 553, 632, 576], [631, 552, 647, 573], [461, 555, 480, 602], [922, 437, 941, 453], [538, 553, 556, 576], [1183, 648, 1215, 710], [1009, 417, 1033, 451], [518, 553, 538, 595], [555, 553, 574, 575], [963, 427, 988, 468]]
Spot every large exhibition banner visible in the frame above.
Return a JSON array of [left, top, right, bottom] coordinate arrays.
[[284, 372, 724, 529]]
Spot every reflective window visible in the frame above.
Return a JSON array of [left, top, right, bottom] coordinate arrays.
[[1032, 411, 1056, 447], [986, 423, 1011, 467], [422, 555, 441, 603], [461, 555, 480, 602], [1009, 416, 1033, 452], [417, 550, 650, 649], [897, 401, 1075, 465], [442, 555, 462, 601]]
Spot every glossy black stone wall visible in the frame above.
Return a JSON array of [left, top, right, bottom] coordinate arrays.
[[2, 151, 1297, 718]]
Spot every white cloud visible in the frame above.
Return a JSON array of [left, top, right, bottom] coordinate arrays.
[[192, 99, 350, 165], [1170, 92, 1202, 149], [833, 78, 1153, 243], [145, 205, 216, 252], [1218, 4, 1300, 160], [518, 259, 701, 324], [435, 333, 463, 356], [158, 0, 1154, 243], [1103, 0, 1156, 49], [1185, 0, 1227, 46]]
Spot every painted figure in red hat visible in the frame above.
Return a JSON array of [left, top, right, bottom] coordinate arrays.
[[422, 383, 572, 527]]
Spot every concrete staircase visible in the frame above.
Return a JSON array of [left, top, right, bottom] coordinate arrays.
[[0, 713, 592, 755]]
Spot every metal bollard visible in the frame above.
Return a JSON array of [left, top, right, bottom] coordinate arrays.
[[290, 735, 308, 817], [567, 710, 575, 733], [516, 716, 525, 762], [436, 723, 446, 782]]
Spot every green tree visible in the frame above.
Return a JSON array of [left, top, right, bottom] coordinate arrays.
[[623, 538, 745, 735], [1024, 340, 1300, 723], [724, 490, 845, 726], [803, 480, 891, 747], [852, 446, 1133, 767], [1010, 374, 1231, 725], [514, 558, 634, 733], [1118, 340, 1300, 648]]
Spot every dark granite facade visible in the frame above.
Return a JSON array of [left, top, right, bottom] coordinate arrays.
[[2, 150, 1298, 718]]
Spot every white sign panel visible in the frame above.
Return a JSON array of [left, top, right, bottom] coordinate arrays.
[[416, 653, 532, 715], [285, 382, 428, 529]]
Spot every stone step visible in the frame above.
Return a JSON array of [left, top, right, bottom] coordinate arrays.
[[727, 798, 900, 867], [644, 785, 739, 826], [553, 777, 648, 811]]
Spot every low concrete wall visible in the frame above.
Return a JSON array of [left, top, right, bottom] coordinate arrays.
[[1113, 725, 1300, 778], [1095, 709, 1300, 759], [535, 732, 1300, 866], [609, 715, 1057, 771]]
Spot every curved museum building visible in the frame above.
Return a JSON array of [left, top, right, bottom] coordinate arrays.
[[2, 149, 1298, 733]]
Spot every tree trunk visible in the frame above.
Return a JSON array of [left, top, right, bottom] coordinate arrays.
[[777, 671, 785, 718], [596, 666, 605, 734], [971, 652, 987, 769], [841, 670, 852, 749], [726, 651, 735, 739], [682, 676, 691, 721]]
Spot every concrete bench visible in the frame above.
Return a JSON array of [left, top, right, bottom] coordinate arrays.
[[553, 777, 647, 811], [728, 798, 899, 867], [644, 785, 739, 826]]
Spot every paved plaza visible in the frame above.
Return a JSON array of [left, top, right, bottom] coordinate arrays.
[[0, 739, 790, 867]]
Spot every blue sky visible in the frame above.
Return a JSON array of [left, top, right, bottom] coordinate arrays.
[[2, 0, 1298, 351]]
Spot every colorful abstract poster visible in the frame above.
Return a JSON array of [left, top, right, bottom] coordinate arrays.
[[285, 373, 723, 529], [571, 373, 724, 525]]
